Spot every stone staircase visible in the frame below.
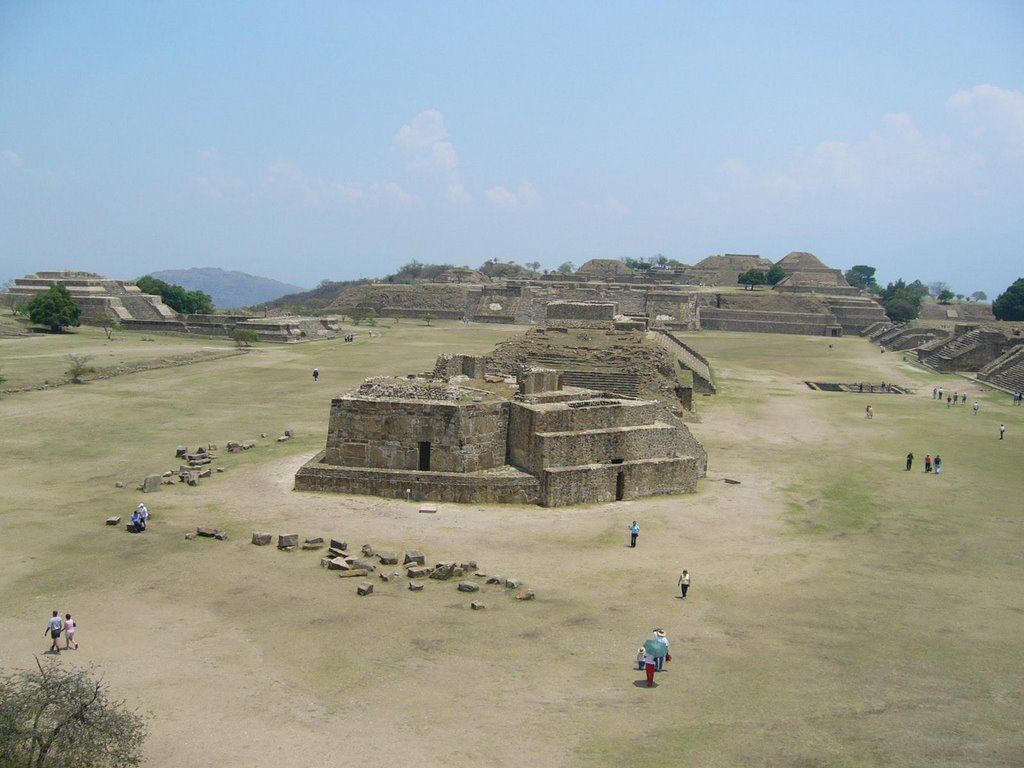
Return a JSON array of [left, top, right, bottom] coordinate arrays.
[[648, 329, 715, 393], [824, 297, 888, 334], [557, 371, 640, 399], [979, 345, 1024, 394], [919, 329, 986, 371]]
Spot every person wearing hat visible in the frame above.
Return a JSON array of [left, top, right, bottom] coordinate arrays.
[[641, 648, 658, 687], [653, 629, 670, 672], [138, 503, 149, 527]]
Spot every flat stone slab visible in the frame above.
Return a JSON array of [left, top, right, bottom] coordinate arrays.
[[277, 534, 299, 549], [470, 601, 485, 610], [251, 532, 272, 545], [407, 565, 432, 578], [419, 505, 438, 514], [377, 552, 398, 565], [106, 516, 122, 526], [408, 581, 424, 591], [457, 581, 480, 593], [338, 569, 369, 578]]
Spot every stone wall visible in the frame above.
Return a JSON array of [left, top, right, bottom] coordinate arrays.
[[295, 454, 541, 504], [541, 456, 698, 507], [698, 307, 839, 335], [325, 398, 509, 473]]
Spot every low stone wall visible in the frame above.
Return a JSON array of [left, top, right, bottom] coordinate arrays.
[[534, 423, 684, 470], [541, 456, 698, 507], [698, 307, 836, 335], [295, 455, 541, 504]]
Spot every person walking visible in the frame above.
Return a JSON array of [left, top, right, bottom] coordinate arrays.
[[924, 454, 932, 473], [1000, 423, 1006, 440], [63, 613, 78, 650], [137, 503, 149, 528], [973, 401, 980, 415], [641, 648, 658, 687], [678, 569, 690, 598], [44, 610, 63, 654], [933, 455, 942, 474], [653, 629, 670, 672], [312, 368, 319, 382], [905, 452, 914, 471], [865, 404, 873, 419], [629, 521, 640, 548]]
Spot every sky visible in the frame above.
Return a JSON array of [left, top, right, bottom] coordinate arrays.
[[1, 2, 1022, 298]]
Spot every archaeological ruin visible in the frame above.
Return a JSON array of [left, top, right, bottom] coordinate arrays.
[[6, 271, 339, 342], [332, 251, 889, 337], [295, 347, 708, 507]]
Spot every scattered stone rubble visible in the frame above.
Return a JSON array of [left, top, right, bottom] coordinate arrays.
[[252, 532, 531, 602]]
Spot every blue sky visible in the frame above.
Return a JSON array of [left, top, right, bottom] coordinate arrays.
[[1, 2, 1022, 297]]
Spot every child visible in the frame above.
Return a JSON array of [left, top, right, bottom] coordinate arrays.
[[636, 647, 646, 671]]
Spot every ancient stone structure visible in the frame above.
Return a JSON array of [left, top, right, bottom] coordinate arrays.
[[544, 301, 618, 329], [7, 271, 339, 342], [8, 271, 179, 324], [295, 363, 706, 507], [773, 252, 859, 295], [331, 252, 886, 337]]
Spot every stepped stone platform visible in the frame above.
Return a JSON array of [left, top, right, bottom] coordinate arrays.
[[7, 270, 338, 342], [978, 344, 1024, 394], [295, 359, 706, 507]]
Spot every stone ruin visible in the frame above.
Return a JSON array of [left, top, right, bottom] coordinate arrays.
[[295, 355, 707, 507], [5, 271, 339, 343]]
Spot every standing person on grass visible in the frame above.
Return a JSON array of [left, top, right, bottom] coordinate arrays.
[[44, 610, 63, 654]]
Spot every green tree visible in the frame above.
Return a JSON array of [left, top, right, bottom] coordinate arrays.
[[0, 660, 147, 768], [765, 264, 787, 285], [937, 289, 955, 304], [970, 291, 987, 302], [26, 284, 81, 333], [556, 261, 574, 274], [622, 257, 652, 271], [231, 329, 259, 347], [136, 276, 214, 314], [844, 265, 878, 291], [879, 278, 925, 321], [883, 298, 918, 322], [422, 313, 436, 326], [65, 354, 95, 384], [992, 277, 1024, 321], [737, 269, 767, 289]]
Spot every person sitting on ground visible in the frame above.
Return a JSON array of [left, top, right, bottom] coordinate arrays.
[[130, 509, 145, 533]]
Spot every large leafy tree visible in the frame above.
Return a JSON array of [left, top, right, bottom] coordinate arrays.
[[844, 264, 878, 291], [737, 269, 767, 289], [765, 264, 786, 285], [0, 661, 147, 767], [25, 283, 81, 332], [136, 276, 214, 314], [879, 278, 925, 321], [992, 278, 1024, 321]]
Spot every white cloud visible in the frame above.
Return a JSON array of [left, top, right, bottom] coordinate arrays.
[[712, 85, 1024, 231], [484, 182, 540, 211], [393, 109, 469, 205], [2, 149, 24, 167]]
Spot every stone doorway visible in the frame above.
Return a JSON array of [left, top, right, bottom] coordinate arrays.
[[418, 441, 431, 471]]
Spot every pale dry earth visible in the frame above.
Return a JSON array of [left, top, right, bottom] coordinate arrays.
[[1, 325, 1021, 767]]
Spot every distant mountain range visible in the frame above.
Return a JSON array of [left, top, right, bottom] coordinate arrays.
[[148, 268, 307, 309]]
